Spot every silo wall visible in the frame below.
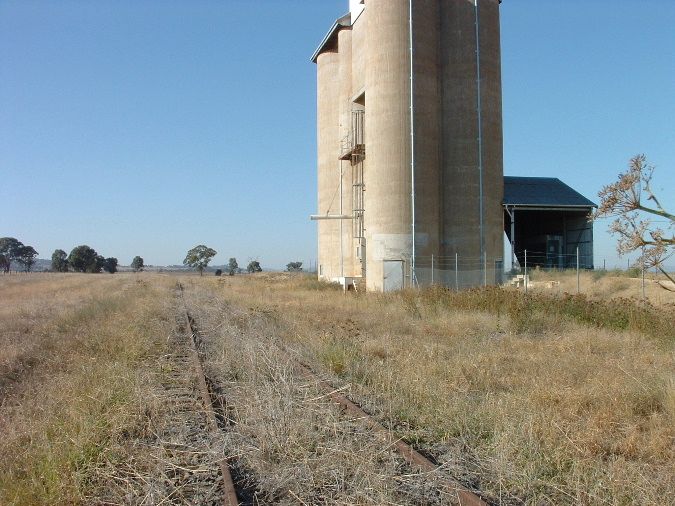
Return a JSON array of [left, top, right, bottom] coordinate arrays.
[[410, 0, 442, 285], [478, 0, 505, 283], [364, 0, 413, 292], [316, 51, 341, 280], [337, 29, 360, 279], [439, 0, 503, 287]]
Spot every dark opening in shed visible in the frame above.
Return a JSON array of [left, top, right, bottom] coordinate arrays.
[[503, 177, 596, 269]]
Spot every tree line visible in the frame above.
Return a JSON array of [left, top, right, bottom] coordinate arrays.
[[0, 237, 145, 274], [0, 237, 38, 273], [51, 246, 145, 274], [183, 245, 265, 276], [182, 245, 303, 276], [3, 238, 305, 276]]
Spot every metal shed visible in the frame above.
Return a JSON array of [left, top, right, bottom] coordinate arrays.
[[503, 177, 596, 269]]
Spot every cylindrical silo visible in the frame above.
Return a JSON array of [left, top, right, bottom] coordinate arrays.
[[316, 50, 341, 280], [411, 0, 442, 285], [364, 0, 412, 292], [337, 28, 358, 278], [439, 0, 503, 286], [478, 0, 505, 283]]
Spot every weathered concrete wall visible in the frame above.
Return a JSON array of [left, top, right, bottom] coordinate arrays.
[[316, 50, 341, 280], [440, 0, 503, 283], [351, 8, 366, 100], [364, 0, 413, 291], [337, 28, 360, 279], [478, 0, 505, 271], [412, 0, 442, 261]]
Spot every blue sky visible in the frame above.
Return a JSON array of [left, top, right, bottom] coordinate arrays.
[[1, 0, 673, 269]]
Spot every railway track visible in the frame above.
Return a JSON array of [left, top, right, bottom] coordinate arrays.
[[178, 283, 239, 506], [178, 283, 489, 505], [294, 361, 489, 506]]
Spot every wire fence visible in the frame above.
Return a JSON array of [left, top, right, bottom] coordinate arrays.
[[411, 249, 667, 299]]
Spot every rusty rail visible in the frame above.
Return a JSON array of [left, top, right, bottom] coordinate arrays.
[[178, 284, 239, 506], [178, 281, 487, 505], [296, 362, 489, 506]]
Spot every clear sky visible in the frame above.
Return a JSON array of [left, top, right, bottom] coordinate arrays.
[[1, 0, 673, 269]]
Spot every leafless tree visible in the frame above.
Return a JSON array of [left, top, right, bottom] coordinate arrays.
[[595, 154, 674, 291]]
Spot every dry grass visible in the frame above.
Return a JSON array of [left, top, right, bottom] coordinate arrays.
[[181, 278, 454, 505], [0, 273, 175, 504], [525, 268, 675, 306], [1, 272, 672, 505], [209, 273, 674, 505], [0, 273, 127, 395]]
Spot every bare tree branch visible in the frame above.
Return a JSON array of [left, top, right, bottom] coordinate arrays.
[[595, 155, 675, 291]]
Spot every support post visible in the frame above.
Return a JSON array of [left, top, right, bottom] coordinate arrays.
[[576, 247, 580, 294], [431, 254, 435, 285], [641, 253, 646, 299], [524, 249, 528, 294], [455, 253, 459, 292]]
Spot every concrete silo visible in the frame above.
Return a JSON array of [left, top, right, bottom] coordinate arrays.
[[316, 49, 341, 281], [312, 0, 504, 292]]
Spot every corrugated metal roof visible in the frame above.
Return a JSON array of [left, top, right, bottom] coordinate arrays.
[[503, 176, 596, 208]]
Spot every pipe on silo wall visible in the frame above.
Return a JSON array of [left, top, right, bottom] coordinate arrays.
[[409, 0, 415, 285], [364, 0, 413, 292], [316, 50, 341, 281], [474, 0, 485, 273]]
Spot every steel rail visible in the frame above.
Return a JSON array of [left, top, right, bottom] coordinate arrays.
[[178, 284, 239, 506], [296, 361, 489, 506]]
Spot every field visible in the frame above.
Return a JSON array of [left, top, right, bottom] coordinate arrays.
[[0, 272, 673, 505]]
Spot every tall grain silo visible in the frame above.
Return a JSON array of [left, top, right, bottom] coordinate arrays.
[[312, 0, 504, 292]]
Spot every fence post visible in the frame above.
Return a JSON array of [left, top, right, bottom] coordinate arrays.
[[431, 254, 435, 285], [641, 257, 646, 299], [455, 253, 459, 292], [483, 253, 487, 287], [576, 247, 580, 294], [524, 249, 528, 294]]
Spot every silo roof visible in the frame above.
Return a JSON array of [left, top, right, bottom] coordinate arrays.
[[310, 13, 351, 63], [503, 176, 597, 209]]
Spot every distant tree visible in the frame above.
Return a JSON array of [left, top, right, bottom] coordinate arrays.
[[247, 260, 262, 273], [215, 269, 223, 277], [286, 261, 303, 272], [227, 257, 239, 276], [103, 257, 118, 274], [596, 154, 674, 291], [183, 245, 217, 276], [130, 256, 144, 272], [15, 245, 39, 272], [51, 249, 69, 272], [0, 237, 22, 273], [68, 245, 100, 273]]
